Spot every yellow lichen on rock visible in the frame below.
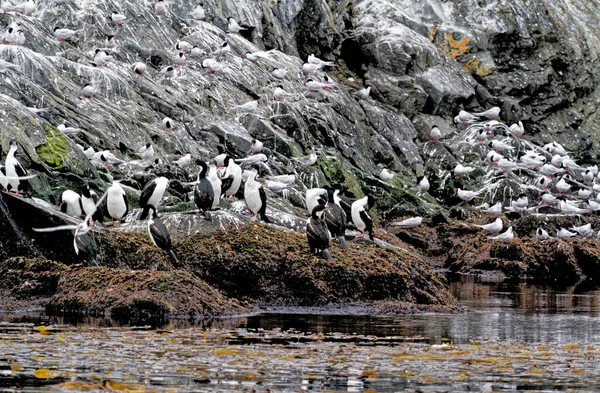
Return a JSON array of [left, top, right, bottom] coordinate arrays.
[[464, 58, 493, 77], [429, 25, 437, 42], [442, 32, 471, 59]]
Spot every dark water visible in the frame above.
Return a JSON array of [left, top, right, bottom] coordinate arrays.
[[2, 274, 600, 392]]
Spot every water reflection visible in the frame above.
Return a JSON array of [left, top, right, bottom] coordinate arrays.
[[3, 274, 600, 345], [2, 275, 600, 392]]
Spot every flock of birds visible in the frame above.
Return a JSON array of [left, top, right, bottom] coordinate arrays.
[[389, 106, 600, 245], [0, 0, 596, 265], [0, 0, 376, 264]]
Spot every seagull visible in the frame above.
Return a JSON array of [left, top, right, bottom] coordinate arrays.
[[274, 85, 293, 101], [173, 153, 192, 168], [472, 217, 503, 234], [227, 17, 247, 34], [508, 121, 524, 138], [379, 168, 394, 182], [473, 106, 501, 120], [570, 223, 593, 238], [231, 100, 259, 115], [161, 117, 173, 131], [457, 188, 483, 203], [111, 11, 127, 26], [454, 164, 475, 178], [190, 4, 205, 20], [556, 227, 577, 240], [308, 54, 334, 67], [293, 150, 317, 166], [429, 126, 442, 142], [392, 217, 422, 228], [418, 176, 429, 195], [306, 79, 335, 91], [536, 228, 550, 240], [354, 86, 373, 100], [454, 110, 479, 124], [272, 68, 287, 80], [487, 226, 514, 242], [486, 202, 503, 217]]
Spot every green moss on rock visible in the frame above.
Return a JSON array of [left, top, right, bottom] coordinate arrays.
[[35, 124, 71, 168]]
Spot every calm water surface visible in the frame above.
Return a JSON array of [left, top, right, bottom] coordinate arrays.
[[2, 274, 600, 392]]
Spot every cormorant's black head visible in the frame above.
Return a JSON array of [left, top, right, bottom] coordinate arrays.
[[367, 194, 375, 208], [537, 228, 542, 235], [80, 183, 91, 198], [145, 142, 151, 148], [8, 138, 17, 148], [311, 202, 326, 218]]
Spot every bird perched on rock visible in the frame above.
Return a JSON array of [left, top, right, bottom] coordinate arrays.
[[293, 149, 317, 166], [379, 168, 394, 182], [194, 160, 214, 220], [354, 86, 373, 100], [306, 202, 332, 260], [351, 195, 375, 240], [418, 176, 429, 195], [5, 139, 31, 196], [221, 156, 242, 199], [536, 228, 550, 240], [140, 143, 154, 162], [106, 180, 128, 226], [59, 190, 82, 218], [244, 170, 270, 222], [429, 125, 442, 142], [131, 62, 147, 77], [146, 206, 178, 262], [557, 227, 577, 240], [54, 27, 78, 42], [190, 4, 205, 20], [272, 68, 287, 80], [207, 164, 222, 209], [392, 217, 422, 228], [453, 164, 475, 178], [232, 100, 258, 115], [173, 153, 191, 169], [488, 226, 514, 242], [227, 17, 246, 34], [111, 11, 127, 26], [139, 177, 169, 220], [80, 184, 104, 225], [457, 188, 483, 203], [155, 0, 166, 16], [472, 217, 503, 234], [323, 186, 347, 249]]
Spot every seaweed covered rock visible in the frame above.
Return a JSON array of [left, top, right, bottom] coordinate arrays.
[[0, 256, 253, 318], [48, 268, 254, 320], [177, 223, 456, 307]]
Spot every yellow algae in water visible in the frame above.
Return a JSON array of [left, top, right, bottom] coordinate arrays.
[[53, 381, 103, 390], [361, 370, 378, 378], [35, 325, 48, 332], [213, 348, 241, 355], [10, 364, 23, 371], [563, 344, 581, 349], [103, 380, 146, 392], [34, 368, 54, 379]]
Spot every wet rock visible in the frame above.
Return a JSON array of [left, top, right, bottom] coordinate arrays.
[[177, 223, 456, 307], [48, 268, 255, 319]]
